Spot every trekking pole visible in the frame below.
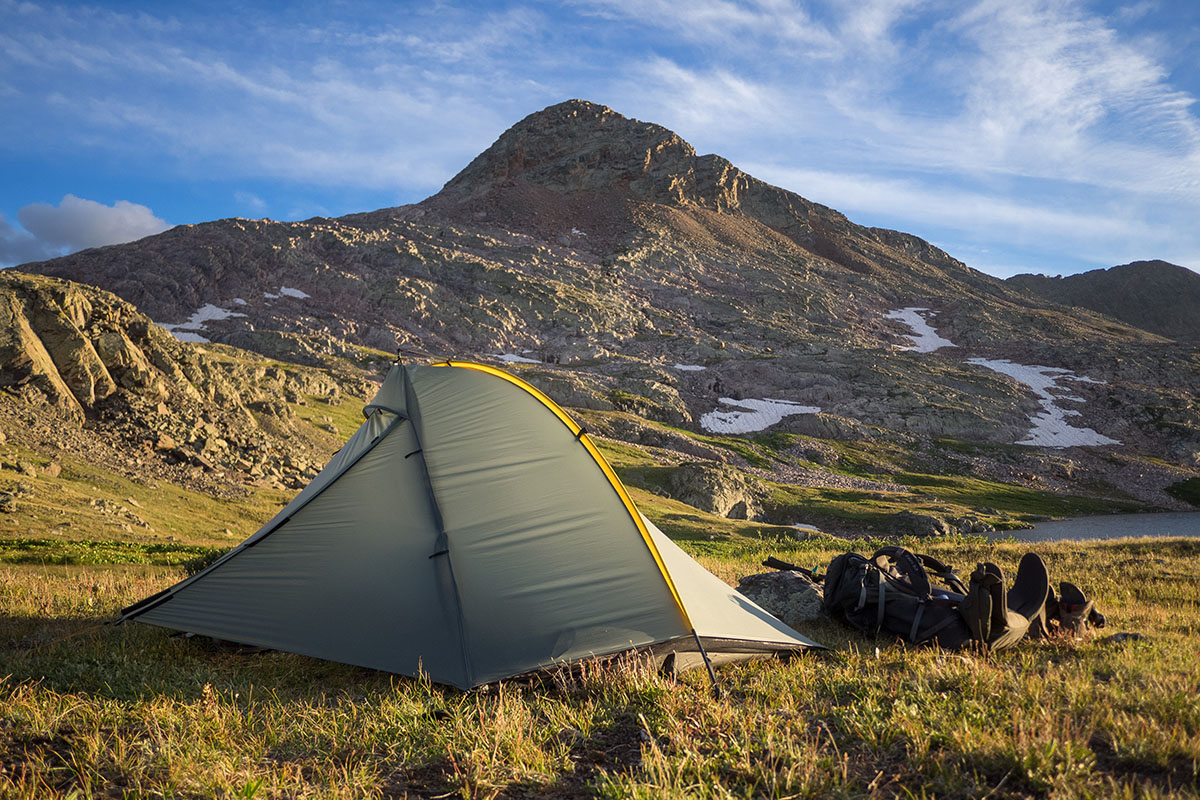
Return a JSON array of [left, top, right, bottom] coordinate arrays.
[[691, 630, 722, 699]]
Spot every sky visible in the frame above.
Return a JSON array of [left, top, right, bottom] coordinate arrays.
[[1, 0, 1198, 278]]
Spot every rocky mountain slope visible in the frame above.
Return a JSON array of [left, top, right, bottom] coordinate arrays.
[[1008, 260, 1200, 343], [0, 271, 375, 536], [12, 100, 1200, 522]]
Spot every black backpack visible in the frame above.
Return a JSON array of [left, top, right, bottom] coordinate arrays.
[[769, 547, 1059, 651], [822, 547, 976, 648]]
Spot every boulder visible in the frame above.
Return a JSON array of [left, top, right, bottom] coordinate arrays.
[[949, 515, 997, 534], [667, 462, 765, 520], [736, 570, 824, 628], [890, 510, 953, 537]]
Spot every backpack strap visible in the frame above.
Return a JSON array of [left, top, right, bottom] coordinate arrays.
[[910, 601, 926, 642], [915, 553, 969, 596], [871, 546, 932, 599], [876, 576, 886, 634]]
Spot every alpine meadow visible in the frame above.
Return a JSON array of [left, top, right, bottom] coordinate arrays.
[[3, 10, 1200, 796]]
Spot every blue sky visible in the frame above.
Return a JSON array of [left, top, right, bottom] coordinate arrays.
[[1, 0, 1198, 277]]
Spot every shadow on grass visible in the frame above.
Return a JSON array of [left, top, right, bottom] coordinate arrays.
[[0, 614, 405, 702], [376, 711, 649, 799]]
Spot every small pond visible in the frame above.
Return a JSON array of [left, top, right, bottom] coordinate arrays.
[[1004, 511, 1200, 542]]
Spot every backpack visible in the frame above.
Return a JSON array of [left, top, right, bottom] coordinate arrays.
[[771, 547, 1057, 651]]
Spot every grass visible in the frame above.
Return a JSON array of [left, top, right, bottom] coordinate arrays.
[[0, 451, 291, 545], [0, 538, 224, 568], [1, 390, 1196, 796], [891, 473, 1145, 520], [2, 536, 1198, 798]]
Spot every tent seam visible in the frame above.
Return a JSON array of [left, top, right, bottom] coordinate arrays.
[[403, 367, 476, 688]]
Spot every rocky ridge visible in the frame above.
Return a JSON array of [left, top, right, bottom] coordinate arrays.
[[1008, 260, 1200, 343], [0, 271, 373, 503]]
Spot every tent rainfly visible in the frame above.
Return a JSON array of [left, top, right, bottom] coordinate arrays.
[[119, 361, 822, 688]]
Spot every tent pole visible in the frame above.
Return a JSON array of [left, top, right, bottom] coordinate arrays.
[[691, 630, 721, 696]]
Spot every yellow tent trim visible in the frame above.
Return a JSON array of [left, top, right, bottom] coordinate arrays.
[[434, 360, 694, 629]]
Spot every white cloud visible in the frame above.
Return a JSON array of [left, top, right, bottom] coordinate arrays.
[[628, 58, 785, 136], [745, 163, 1196, 271], [18, 194, 169, 251], [0, 213, 55, 265], [577, 0, 839, 53], [0, 195, 170, 265]]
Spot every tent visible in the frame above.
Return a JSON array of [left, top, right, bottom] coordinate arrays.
[[119, 361, 821, 688]]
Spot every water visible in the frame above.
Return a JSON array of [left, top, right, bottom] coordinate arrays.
[[1005, 511, 1200, 542]]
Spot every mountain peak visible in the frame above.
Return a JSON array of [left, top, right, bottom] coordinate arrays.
[[435, 99, 697, 203]]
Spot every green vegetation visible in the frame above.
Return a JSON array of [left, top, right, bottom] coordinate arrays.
[[293, 392, 369, 439], [1167, 477, 1200, 508], [0, 538, 224, 568], [2, 369, 1195, 796], [0, 452, 290, 545], [892, 472, 1145, 519], [2, 536, 1198, 798]]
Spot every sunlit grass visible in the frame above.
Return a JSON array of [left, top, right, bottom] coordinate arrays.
[[2, 535, 1197, 798]]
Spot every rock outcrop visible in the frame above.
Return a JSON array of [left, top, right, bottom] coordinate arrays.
[[736, 570, 824, 628], [1, 272, 186, 421], [0, 271, 371, 493], [667, 462, 767, 520]]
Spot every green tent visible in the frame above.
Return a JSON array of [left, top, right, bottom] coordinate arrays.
[[120, 361, 821, 688]]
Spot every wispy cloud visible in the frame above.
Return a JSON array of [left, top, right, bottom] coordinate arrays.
[[577, 0, 839, 53], [0, 2, 545, 192], [233, 191, 267, 214], [744, 164, 1193, 272], [595, 0, 1200, 272]]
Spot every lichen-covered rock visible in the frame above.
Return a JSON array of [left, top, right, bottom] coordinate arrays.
[[890, 510, 953, 537], [524, 371, 614, 411], [736, 570, 824, 628], [949, 515, 997, 534], [667, 462, 765, 520]]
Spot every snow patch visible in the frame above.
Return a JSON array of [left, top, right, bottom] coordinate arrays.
[[700, 398, 821, 434], [169, 331, 211, 343], [570, 227, 587, 236], [967, 358, 1120, 448], [886, 307, 957, 352], [233, 298, 247, 306], [489, 353, 540, 364], [158, 303, 245, 342], [671, 363, 706, 372], [885, 306, 1117, 448], [264, 286, 310, 300]]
